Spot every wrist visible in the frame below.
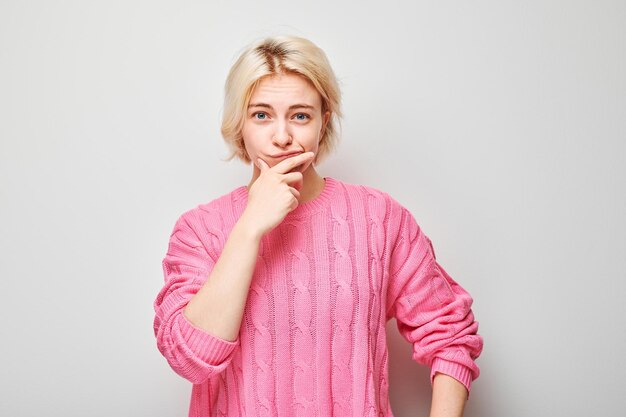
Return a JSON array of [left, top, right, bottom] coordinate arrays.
[[235, 212, 265, 242]]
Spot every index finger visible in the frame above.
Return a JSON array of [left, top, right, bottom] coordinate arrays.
[[256, 157, 270, 173], [272, 151, 315, 174]]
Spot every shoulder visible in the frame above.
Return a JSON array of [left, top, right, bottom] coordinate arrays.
[[331, 177, 401, 208], [329, 177, 415, 237], [185, 186, 244, 217], [332, 177, 409, 216], [332, 179, 429, 259], [171, 186, 246, 236], [166, 186, 246, 258]]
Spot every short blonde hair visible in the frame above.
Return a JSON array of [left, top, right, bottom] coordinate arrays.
[[221, 36, 342, 165]]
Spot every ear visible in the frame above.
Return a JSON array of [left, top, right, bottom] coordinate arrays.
[[320, 111, 331, 137]]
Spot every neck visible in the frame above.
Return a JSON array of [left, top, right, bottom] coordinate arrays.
[[248, 165, 325, 204]]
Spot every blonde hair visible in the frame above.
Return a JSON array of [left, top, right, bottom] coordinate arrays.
[[221, 36, 342, 165]]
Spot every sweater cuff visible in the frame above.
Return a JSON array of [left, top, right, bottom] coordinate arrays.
[[179, 313, 239, 365], [430, 357, 473, 398]]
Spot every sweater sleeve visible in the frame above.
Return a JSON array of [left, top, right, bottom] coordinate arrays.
[[153, 212, 238, 384], [386, 207, 483, 396]]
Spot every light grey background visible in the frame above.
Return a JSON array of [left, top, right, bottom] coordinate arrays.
[[1, 1, 624, 416]]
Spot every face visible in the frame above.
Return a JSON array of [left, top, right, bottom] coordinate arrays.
[[242, 72, 329, 178]]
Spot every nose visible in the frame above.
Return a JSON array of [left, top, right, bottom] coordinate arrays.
[[272, 122, 292, 147]]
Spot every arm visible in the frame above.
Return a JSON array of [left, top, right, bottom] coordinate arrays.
[[153, 152, 315, 384], [153, 212, 252, 384], [184, 151, 316, 341], [429, 373, 468, 417], [182, 214, 262, 342], [386, 206, 483, 396]]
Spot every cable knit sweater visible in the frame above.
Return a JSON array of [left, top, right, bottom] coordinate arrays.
[[153, 176, 482, 417]]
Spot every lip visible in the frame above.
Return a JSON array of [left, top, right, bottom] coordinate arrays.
[[269, 151, 304, 158]]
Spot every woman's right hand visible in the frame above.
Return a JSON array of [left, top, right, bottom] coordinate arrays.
[[240, 151, 315, 238]]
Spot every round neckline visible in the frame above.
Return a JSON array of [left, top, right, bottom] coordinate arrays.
[[232, 176, 339, 219]]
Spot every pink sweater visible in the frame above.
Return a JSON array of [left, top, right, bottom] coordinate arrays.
[[153, 176, 482, 417]]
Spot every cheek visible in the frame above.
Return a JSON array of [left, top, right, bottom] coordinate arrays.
[[241, 125, 259, 152], [299, 124, 323, 143]]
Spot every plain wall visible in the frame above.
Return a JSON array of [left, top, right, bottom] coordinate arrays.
[[1, 1, 624, 416]]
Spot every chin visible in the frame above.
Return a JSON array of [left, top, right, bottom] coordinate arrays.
[[298, 161, 315, 174], [290, 163, 305, 173]]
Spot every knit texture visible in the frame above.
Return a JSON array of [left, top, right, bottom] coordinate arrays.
[[153, 177, 483, 417]]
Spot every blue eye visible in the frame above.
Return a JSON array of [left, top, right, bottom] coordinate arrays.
[[294, 113, 309, 121], [254, 112, 267, 120]]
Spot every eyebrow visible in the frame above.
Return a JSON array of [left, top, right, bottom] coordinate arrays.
[[248, 103, 316, 111]]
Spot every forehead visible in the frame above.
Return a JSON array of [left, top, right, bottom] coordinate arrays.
[[250, 73, 322, 107]]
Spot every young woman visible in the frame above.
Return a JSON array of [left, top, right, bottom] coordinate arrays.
[[153, 35, 483, 417]]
